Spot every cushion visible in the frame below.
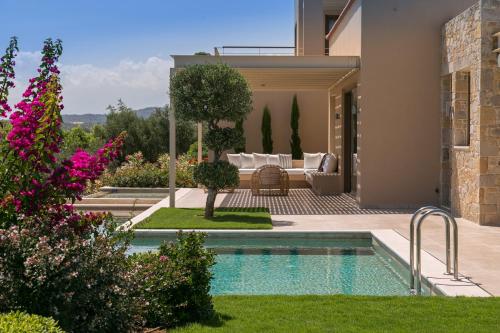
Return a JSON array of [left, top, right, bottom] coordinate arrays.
[[318, 154, 329, 171], [279, 154, 292, 169], [238, 168, 256, 175], [253, 153, 268, 168], [304, 153, 323, 169], [323, 154, 338, 173], [227, 154, 241, 168], [285, 169, 306, 176], [240, 153, 255, 169], [268, 154, 280, 166]]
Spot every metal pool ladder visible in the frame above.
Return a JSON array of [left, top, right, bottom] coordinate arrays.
[[410, 206, 459, 295]]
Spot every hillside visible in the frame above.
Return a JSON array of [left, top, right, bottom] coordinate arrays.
[[62, 107, 158, 128]]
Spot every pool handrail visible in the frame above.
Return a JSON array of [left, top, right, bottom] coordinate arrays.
[[410, 207, 459, 295]]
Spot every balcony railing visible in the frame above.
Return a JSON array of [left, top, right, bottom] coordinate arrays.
[[214, 46, 295, 56]]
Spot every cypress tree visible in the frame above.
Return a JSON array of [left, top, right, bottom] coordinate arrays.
[[261, 106, 273, 154], [290, 94, 303, 159], [233, 119, 246, 153]]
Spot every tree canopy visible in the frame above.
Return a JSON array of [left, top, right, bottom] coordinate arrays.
[[170, 64, 252, 218], [101, 100, 195, 163]]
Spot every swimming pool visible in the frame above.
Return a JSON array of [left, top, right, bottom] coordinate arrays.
[[130, 232, 426, 296]]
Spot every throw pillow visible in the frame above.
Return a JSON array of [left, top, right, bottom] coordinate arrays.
[[318, 153, 329, 171], [323, 154, 338, 173], [240, 153, 255, 168], [268, 154, 280, 166], [227, 154, 241, 168], [253, 153, 269, 168], [304, 152, 323, 169], [279, 154, 292, 169]]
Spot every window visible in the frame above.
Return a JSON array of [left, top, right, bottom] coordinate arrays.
[[325, 15, 338, 55], [452, 71, 471, 147]]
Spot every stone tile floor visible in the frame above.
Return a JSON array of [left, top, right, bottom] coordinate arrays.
[[220, 189, 412, 215]]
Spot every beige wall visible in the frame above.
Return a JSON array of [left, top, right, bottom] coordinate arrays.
[[329, 0, 362, 56], [357, 0, 477, 208], [242, 90, 329, 154], [296, 0, 346, 56]]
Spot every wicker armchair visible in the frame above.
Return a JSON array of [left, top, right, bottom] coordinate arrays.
[[251, 165, 289, 196]]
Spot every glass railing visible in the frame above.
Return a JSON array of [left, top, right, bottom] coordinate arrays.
[[214, 46, 295, 56]]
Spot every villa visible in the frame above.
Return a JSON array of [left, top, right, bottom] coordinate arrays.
[[170, 0, 500, 226]]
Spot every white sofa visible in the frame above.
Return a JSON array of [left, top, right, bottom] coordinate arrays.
[[227, 153, 326, 189]]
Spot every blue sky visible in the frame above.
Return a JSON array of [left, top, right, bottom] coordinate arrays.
[[0, 0, 294, 114]]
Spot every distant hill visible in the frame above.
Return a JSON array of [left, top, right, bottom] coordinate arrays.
[[62, 107, 158, 128]]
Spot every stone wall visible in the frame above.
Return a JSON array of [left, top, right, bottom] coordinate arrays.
[[478, 0, 500, 225], [442, 0, 500, 225]]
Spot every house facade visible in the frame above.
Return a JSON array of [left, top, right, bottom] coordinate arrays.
[[171, 0, 500, 225]]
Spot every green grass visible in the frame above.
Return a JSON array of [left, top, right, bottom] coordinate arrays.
[[134, 207, 272, 230], [172, 295, 500, 333]]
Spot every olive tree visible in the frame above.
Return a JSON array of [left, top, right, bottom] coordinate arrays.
[[170, 64, 252, 218]]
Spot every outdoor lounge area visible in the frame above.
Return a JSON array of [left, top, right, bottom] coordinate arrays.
[[227, 152, 342, 195]]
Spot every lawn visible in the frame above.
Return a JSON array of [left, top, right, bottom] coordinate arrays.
[[134, 207, 272, 229], [172, 295, 500, 333]]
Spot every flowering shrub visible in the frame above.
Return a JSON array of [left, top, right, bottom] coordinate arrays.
[[0, 311, 64, 333], [102, 152, 196, 188], [0, 218, 141, 332], [158, 153, 197, 188], [130, 232, 215, 328], [101, 151, 167, 188], [0, 38, 140, 332]]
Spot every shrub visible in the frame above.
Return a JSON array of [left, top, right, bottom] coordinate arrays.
[[0, 311, 64, 333], [170, 154, 197, 188], [130, 232, 215, 328], [261, 106, 273, 154], [102, 152, 196, 188], [103, 152, 167, 188], [186, 141, 208, 161], [0, 217, 142, 333]]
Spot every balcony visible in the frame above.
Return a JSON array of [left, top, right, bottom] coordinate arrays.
[[214, 46, 295, 56]]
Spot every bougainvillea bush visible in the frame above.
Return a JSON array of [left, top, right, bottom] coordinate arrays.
[[0, 38, 142, 332]]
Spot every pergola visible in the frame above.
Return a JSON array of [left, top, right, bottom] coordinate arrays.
[[168, 55, 360, 206]]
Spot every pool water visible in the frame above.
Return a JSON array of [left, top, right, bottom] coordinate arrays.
[[130, 234, 419, 296]]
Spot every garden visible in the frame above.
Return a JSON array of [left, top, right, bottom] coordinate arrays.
[[1, 37, 500, 333]]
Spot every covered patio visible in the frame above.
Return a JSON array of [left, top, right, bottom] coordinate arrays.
[[168, 54, 360, 205]]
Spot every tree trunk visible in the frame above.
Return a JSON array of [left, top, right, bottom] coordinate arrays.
[[205, 187, 217, 218]]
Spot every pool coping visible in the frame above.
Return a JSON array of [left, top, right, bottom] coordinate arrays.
[[133, 229, 491, 297]]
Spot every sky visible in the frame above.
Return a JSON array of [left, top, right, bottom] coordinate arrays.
[[0, 0, 294, 114]]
